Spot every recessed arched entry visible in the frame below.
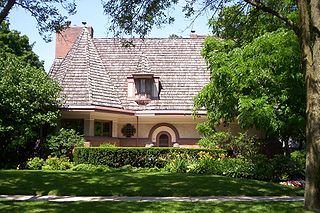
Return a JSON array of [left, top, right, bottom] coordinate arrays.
[[157, 131, 171, 147], [148, 123, 179, 147]]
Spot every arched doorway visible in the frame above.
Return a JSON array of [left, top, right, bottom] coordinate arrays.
[[147, 123, 179, 147], [156, 132, 171, 147]]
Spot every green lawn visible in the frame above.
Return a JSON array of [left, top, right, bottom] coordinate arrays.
[[0, 170, 303, 196], [0, 201, 311, 213]]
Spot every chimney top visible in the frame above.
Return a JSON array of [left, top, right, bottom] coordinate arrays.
[[190, 30, 197, 38], [55, 25, 94, 58]]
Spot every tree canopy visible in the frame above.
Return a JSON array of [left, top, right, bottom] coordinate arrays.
[[195, 29, 304, 145], [0, 51, 61, 166], [0, 22, 43, 68], [0, 24, 61, 166], [0, 0, 76, 41]]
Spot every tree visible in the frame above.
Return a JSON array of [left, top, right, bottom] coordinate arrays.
[[195, 29, 304, 153], [0, 22, 43, 68], [0, 0, 76, 41], [208, 4, 290, 46], [0, 51, 61, 167], [195, 5, 305, 152], [101, 0, 320, 210]]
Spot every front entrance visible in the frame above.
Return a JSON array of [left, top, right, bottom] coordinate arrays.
[[157, 132, 171, 147]]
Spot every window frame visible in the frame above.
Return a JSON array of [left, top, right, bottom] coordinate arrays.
[[94, 120, 112, 137]]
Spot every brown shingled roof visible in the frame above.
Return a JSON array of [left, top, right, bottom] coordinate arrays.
[[50, 28, 122, 109], [50, 28, 210, 111]]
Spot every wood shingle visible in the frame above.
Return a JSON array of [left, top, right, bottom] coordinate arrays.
[[50, 27, 210, 111]]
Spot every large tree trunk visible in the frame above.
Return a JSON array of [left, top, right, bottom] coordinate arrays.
[[298, 0, 320, 211]]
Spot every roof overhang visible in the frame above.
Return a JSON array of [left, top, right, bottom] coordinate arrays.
[[61, 105, 135, 115], [61, 106, 207, 117], [134, 110, 207, 116]]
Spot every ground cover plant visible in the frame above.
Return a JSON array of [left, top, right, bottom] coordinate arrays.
[[0, 170, 304, 197], [0, 201, 311, 213]]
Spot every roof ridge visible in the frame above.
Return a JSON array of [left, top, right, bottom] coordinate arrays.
[[83, 28, 92, 104], [84, 28, 123, 108]]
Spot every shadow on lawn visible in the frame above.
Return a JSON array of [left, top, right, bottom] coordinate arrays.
[[0, 170, 304, 197], [0, 201, 310, 213]]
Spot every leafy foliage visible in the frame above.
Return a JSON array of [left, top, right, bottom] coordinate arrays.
[[0, 0, 76, 41], [99, 143, 116, 148], [41, 156, 73, 170], [102, 0, 178, 37], [195, 29, 304, 143], [164, 153, 304, 181], [0, 52, 60, 167], [26, 157, 45, 170], [73, 147, 225, 168], [0, 22, 43, 68], [47, 128, 85, 159], [209, 3, 297, 46], [71, 163, 112, 172], [26, 155, 73, 170]]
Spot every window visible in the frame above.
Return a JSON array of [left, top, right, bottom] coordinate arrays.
[[127, 74, 160, 105], [94, 121, 112, 137], [140, 79, 146, 94], [136, 78, 153, 96], [60, 119, 84, 134]]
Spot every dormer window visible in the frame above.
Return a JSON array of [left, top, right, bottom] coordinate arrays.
[[127, 73, 160, 105]]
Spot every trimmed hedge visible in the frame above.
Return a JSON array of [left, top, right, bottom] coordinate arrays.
[[73, 147, 225, 168]]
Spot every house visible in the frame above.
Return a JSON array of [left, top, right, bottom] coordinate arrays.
[[49, 25, 212, 147]]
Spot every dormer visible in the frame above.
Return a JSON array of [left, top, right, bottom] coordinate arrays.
[[127, 54, 160, 105], [127, 73, 160, 105]]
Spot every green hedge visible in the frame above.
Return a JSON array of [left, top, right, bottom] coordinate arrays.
[[73, 147, 225, 168]]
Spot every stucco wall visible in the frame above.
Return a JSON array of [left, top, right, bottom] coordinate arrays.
[[117, 122, 201, 139]]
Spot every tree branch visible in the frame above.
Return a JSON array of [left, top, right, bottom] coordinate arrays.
[[244, 0, 300, 35], [0, 0, 17, 24]]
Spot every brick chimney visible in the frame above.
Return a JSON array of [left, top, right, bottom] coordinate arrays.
[[55, 25, 94, 58]]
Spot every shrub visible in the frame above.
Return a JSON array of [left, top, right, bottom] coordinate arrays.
[[197, 131, 230, 149], [26, 157, 45, 170], [162, 152, 304, 181], [71, 164, 111, 172], [249, 154, 273, 180], [73, 147, 225, 168], [42, 156, 73, 170], [164, 157, 188, 173], [290, 150, 306, 174], [99, 143, 116, 148], [198, 132, 260, 158], [269, 154, 303, 180], [47, 128, 85, 160], [164, 158, 188, 173], [187, 153, 217, 174], [218, 157, 254, 178]]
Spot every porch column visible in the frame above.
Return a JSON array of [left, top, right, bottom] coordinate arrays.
[[112, 121, 118, 137], [84, 119, 95, 136]]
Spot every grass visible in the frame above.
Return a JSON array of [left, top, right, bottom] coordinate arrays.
[[0, 201, 311, 213], [0, 170, 304, 196]]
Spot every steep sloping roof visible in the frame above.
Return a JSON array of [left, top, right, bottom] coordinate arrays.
[[94, 38, 209, 111], [50, 28, 122, 108], [50, 28, 210, 111]]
